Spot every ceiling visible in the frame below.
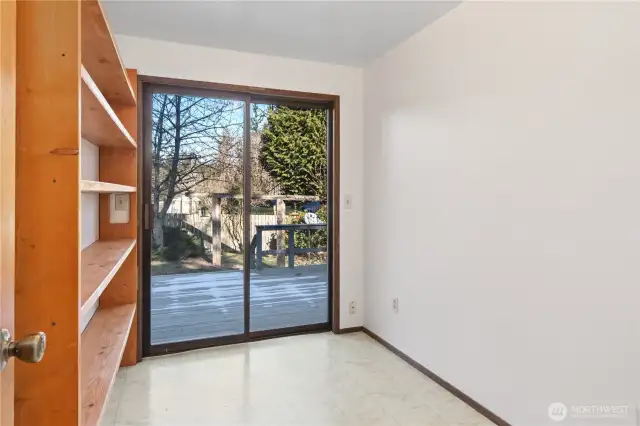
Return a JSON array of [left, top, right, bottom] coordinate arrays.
[[103, 1, 459, 66]]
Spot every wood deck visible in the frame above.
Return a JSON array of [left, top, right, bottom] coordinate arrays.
[[150, 265, 328, 345]]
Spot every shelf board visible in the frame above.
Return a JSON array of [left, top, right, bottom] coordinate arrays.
[[81, 239, 136, 317], [81, 66, 136, 149], [81, 0, 135, 106], [81, 304, 136, 426], [81, 180, 136, 194]]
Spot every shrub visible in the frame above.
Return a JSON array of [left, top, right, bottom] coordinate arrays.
[[161, 227, 203, 261], [288, 206, 328, 250]]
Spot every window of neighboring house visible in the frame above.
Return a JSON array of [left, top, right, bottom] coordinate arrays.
[[200, 206, 210, 217]]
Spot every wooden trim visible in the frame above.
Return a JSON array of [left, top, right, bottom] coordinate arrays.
[[139, 74, 336, 104], [138, 75, 341, 354], [331, 97, 341, 332], [136, 73, 145, 363], [15, 2, 81, 425], [80, 180, 135, 193], [137, 76, 149, 363], [0, 0, 16, 422], [362, 328, 511, 426], [80, 239, 136, 317], [334, 326, 362, 334]]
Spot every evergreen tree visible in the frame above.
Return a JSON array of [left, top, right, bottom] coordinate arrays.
[[260, 106, 327, 197]]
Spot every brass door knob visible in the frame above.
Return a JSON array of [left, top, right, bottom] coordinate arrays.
[[0, 330, 46, 371]]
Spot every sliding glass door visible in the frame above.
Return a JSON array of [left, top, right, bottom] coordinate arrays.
[[147, 87, 246, 346], [143, 84, 332, 354], [248, 103, 330, 333]]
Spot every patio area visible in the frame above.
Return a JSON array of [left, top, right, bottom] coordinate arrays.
[[150, 264, 329, 345]]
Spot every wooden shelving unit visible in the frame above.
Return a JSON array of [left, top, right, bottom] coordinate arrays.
[[81, 239, 136, 316], [81, 0, 135, 106], [81, 180, 136, 194], [81, 66, 136, 148], [16, 1, 139, 425], [81, 304, 136, 426]]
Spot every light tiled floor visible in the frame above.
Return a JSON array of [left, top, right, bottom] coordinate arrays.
[[101, 332, 493, 426]]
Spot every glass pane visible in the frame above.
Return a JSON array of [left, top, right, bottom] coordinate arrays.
[[249, 103, 329, 332], [150, 92, 245, 345]]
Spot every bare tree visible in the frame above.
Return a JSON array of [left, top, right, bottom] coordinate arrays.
[[151, 93, 243, 247], [195, 131, 279, 252]]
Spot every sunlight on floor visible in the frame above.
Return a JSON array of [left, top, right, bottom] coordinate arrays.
[[100, 332, 492, 426]]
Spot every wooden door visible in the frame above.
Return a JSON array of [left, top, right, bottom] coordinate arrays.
[[0, 0, 16, 424]]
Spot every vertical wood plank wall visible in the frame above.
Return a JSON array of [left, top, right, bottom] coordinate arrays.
[[0, 0, 17, 423], [100, 69, 138, 366], [15, 1, 81, 425]]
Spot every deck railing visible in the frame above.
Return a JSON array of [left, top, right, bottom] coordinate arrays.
[[250, 224, 326, 269]]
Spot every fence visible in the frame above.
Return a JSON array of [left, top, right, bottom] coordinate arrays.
[[165, 193, 320, 267], [166, 213, 277, 252], [221, 214, 278, 251]]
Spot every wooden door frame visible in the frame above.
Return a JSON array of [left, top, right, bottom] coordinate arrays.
[[0, 0, 16, 422], [136, 75, 340, 358]]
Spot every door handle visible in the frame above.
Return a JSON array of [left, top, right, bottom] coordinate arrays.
[[0, 330, 46, 371]]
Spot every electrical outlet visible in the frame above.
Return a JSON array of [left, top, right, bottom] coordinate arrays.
[[392, 297, 399, 313], [349, 301, 356, 315]]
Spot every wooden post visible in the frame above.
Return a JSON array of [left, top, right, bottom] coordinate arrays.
[[256, 230, 263, 270], [288, 230, 295, 268], [276, 198, 285, 267], [211, 197, 221, 267]]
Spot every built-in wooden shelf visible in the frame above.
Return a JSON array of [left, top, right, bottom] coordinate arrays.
[[81, 239, 136, 317], [81, 180, 136, 194], [15, 2, 139, 424], [81, 0, 135, 107], [81, 303, 136, 426], [81, 66, 136, 149]]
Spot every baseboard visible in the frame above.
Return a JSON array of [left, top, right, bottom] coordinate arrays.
[[334, 326, 364, 334], [362, 327, 511, 426]]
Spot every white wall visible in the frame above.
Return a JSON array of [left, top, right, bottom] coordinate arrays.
[[80, 138, 99, 250], [364, 2, 640, 425], [80, 138, 100, 332], [116, 35, 364, 328]]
